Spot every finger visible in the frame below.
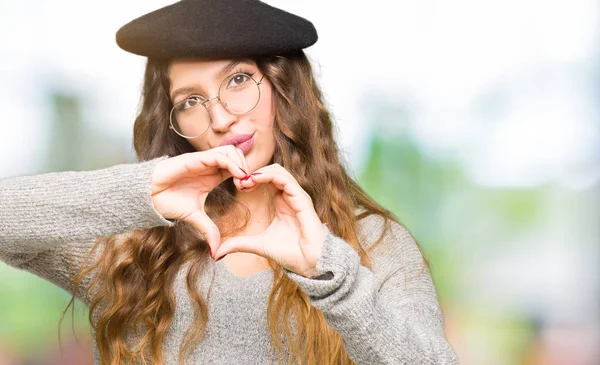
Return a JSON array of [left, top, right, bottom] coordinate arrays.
[[244, 167, 322, 234], [226, 146, 251, 192], [213, 145, 250, 190], [233, 146, 250, 176], [185, 211, 221, 258], [238, 183, 260, 193], [183, 150, 248, 182], [244, 169, 308, 209], [213, 145, 248, 174], [214, 235, 265, 261]]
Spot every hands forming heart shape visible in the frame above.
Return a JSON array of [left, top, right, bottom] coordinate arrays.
[[150, 145, 326, 278]]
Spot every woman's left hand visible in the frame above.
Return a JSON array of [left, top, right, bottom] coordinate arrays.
[[213, 163, 326, 278]]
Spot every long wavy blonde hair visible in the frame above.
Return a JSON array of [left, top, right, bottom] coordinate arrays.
[[61, 50, 423, 365]]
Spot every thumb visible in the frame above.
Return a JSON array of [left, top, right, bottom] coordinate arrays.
[[214, 234, 264, 261], [185, 211, 221, 258]]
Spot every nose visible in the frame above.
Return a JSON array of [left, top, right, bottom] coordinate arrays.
[[206, 97, 236, 132]]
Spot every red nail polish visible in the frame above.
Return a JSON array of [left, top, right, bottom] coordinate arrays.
[[239, 167, 248, 175], [250, 173, 262, 176], [215, 255, 225, 262], [241, 175, 251, 182]]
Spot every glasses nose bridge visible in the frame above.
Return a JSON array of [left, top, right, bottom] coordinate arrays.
[[203, 94, 236, 130], [202, 95, 223, 112]]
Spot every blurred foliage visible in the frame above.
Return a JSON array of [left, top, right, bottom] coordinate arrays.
[[357, 130, 467, 300], [0, 264, 90, 357]]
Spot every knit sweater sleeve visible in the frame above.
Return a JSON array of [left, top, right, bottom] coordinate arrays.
[[284, 214, 458, 364], [0, 156, 175, 302]]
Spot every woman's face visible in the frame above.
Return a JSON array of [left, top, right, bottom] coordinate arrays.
[[168, 59, 276, 172]]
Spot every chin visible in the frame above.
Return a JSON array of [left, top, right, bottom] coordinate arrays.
[[250, 152, 274, 171]]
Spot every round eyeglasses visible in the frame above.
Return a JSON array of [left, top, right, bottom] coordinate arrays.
[[169, 72, 265, 139]]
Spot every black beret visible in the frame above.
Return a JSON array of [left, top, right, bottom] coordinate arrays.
[[116, 0, 318, 59]]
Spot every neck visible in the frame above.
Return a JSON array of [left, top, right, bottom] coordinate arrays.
[[234, 183, 275, 235]]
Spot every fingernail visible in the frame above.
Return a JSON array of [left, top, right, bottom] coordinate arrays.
[[241, 175, 251, 182], [250, 173, 262, 176], [239, 167, 248, 175], [215, 255, 226, 262]]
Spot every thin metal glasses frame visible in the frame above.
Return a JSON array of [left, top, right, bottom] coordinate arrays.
[[169, 73, 265, 139]]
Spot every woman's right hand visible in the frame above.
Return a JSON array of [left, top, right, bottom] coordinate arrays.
[[149, 145, 250, 257]]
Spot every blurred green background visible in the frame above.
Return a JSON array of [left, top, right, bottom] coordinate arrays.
[[1, 1, 598, 364]]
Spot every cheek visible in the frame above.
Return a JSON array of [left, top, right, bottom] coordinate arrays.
[[257, 89, 276, 130], [187, 138, 210, 152], [253, 93, 276, 159]]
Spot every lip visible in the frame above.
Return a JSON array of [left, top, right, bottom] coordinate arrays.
[[219, 133, 254, 147], [235, 135, 254, 155]]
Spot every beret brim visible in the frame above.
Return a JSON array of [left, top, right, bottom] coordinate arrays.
[[116, 0, 318, 59]]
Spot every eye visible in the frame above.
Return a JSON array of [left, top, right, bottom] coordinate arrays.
[[175, 95, 203, 112], [226, 73, 251, 89]]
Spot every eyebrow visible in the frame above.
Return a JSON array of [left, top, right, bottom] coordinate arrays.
[[170, 59, 250, 102]]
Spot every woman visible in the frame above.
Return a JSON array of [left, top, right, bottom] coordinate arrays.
[[0, 0, 458, 364]]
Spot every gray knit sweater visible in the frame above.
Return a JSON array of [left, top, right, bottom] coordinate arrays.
[[0, 157, 458, 364]]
